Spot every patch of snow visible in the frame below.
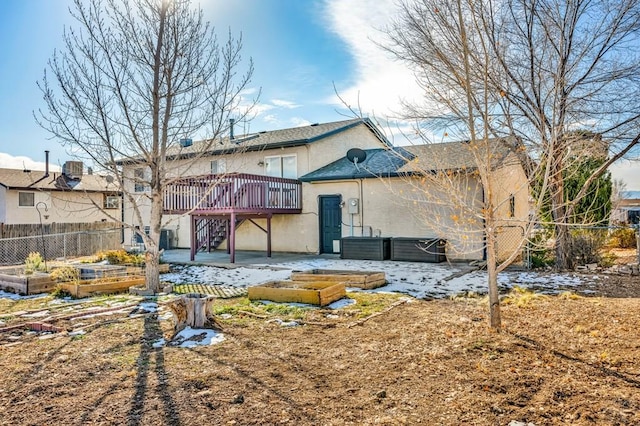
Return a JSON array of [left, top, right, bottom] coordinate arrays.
[[137, 302, 158, 313], [162, 265, 290, 287], [268, 318, 299, 327], [167, 326, 225, 348], [152, 338, 166, 348], [0, 291, 48, 301], [327, 298, 356, 309], [158, 259, 590, 300], [68, 330, 86, 337]]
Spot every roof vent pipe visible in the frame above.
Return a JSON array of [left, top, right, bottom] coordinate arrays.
[[230, 118, 235, 140], [44, 150, 50, 177]]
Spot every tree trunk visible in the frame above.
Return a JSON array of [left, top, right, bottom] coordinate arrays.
[[145, 191, 164, 293], [485, 227, 501, 330], [166, 293, 222, 335]]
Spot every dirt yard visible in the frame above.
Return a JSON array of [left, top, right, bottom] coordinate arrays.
[[0, 274, 639, 425]]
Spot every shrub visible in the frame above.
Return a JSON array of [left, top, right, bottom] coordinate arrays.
[[95, 249, 144, 266], [50, 266, 79, 283], [608, 228, 637, 249], [24, 252, 46, 274], [568, 231, 605, 266]]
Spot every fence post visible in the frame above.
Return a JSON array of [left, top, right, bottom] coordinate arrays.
[[636, 225, 640, 265]]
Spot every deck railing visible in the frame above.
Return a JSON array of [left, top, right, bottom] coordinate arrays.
[[163, 173, 302, 214]]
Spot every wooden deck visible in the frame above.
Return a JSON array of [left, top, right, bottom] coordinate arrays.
[[163, 173, 302, 262], [163, 173, 302, 215]]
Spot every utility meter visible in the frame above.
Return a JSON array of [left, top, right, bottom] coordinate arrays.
[[348, 198, 359, 214]]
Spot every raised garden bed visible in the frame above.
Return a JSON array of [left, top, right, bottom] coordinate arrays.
[[58, 276, 145, 298], [340, 237, 391, 261], [290, 269, 386, 289], [0, 268, 56, 295], [247, 280, 346, 306]]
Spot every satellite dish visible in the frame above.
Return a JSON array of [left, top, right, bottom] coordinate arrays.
[[105, 175, 114, 184], [346, 148, 367, 165]]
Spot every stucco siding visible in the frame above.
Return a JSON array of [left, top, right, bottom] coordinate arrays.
[[3, 189, 118, 225]]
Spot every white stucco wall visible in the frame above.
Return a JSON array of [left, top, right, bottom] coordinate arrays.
[[0, 186, 6, 223], [3, 189, 119, 225]]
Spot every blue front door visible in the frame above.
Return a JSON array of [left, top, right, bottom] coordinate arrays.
[[319, 195, 342, 254]]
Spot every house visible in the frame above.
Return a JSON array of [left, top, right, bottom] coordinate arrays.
[[122, 118, 529, 262], [611, 191, 640, 225], [0, 154, 121, 226]]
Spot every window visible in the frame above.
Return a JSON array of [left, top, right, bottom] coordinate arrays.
[[264, 155, 296, 178], [509, 194, 515, 218], [18, 192, 34, 207], [211, 159, 226, 174], [104, 195, 120, 209], [134, 168, 147, 192]]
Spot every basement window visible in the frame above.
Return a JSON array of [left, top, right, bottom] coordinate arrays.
[[104, 195, 120, 209], [18, 192, 35, 207]]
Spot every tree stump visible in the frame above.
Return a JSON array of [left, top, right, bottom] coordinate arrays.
[[166, 293, 222, 335]]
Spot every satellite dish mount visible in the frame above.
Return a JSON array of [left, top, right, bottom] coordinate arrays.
[[346, 148, 367, 170]]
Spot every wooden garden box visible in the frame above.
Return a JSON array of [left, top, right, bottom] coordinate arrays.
[[0, 269, 56, 295], [247, 280, 346, 306], [58, 276, 145, 298], [340, 237, 391, 260], [290, 269, 386, 289]]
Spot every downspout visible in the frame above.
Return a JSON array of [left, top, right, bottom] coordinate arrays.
[[359, 178, 364, 236]]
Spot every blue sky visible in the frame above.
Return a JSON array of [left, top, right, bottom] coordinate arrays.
[[0, 0, 637, 189]]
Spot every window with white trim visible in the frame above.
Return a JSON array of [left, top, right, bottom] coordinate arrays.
[[18, 192, 35, 207], [264, 155, 297, 178]]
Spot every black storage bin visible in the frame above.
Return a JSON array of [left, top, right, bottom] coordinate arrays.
[[391, 238, 446, 262], [340, 237, 391, 261]]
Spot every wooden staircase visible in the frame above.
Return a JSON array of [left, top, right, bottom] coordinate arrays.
[[163, 173, 302, 262]]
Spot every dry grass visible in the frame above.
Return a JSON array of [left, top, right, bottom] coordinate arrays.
[[1, 286, 639, 425]]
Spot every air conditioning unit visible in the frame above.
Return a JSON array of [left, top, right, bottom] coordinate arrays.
[[62, 161, 83, 179]]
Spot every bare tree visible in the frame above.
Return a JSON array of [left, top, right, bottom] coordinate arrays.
[[481, 0, 640, 269], [37, 0, 254, 293], [384, 0, 640, 327], [383, 0, 535, 329]]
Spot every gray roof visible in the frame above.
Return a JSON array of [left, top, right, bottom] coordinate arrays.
[[398, 139, 516, 173], [159, 118, 389, 161], [300, 147, 413, 182], [300, 139, 519, 182], [0, 169, 119, 193]]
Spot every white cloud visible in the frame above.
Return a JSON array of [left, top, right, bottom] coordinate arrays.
[[610, 159, 640, 191], [0, 152, 61, 171], [271, 99, 301, 109], [323, 0, 421, 118]]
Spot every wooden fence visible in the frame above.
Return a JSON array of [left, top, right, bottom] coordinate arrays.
[[0, 222, 119, 239]]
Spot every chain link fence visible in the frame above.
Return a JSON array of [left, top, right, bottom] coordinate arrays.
[[0, 228, 122, 266]]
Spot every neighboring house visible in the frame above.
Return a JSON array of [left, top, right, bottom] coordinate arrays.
[[611, 191, 640, 225], [0, 158, 121, 226], [122, 118, 529, 262]]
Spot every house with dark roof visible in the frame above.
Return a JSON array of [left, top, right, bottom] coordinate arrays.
[[124, 118, 529, 262], [0, 158, 121, 226]]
